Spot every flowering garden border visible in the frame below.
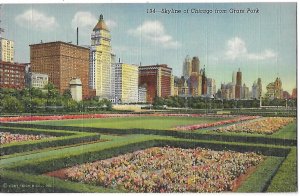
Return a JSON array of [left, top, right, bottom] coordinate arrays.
[[0, 126, 101, 156], [0, 134, 293, 193]]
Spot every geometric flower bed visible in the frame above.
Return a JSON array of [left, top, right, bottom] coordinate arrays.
[[214, 117, 295, 135], [61, 147, 264, 193], [0, 131, 54, 145], [174, 116, 260, 131]]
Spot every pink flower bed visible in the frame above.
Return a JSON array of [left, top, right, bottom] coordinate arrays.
[[174, 116, 260, 131], [0, 114, 140, 123], [0, 132, 54, 145], [63, 146, 264, 192]]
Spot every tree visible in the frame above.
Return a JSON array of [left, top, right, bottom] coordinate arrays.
[[2, 96, 24, 113]]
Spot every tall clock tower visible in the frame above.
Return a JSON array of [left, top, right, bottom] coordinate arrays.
[[89, 14, 112, 98]]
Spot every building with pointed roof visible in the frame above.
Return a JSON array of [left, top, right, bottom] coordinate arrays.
[[89, 14, 113, 99]]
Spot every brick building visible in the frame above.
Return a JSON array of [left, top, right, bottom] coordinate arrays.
[[0, 61, 25, 89], [139, 64, 172, 103], [30, 41, 90, 99]]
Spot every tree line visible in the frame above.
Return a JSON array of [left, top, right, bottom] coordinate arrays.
[[0, 84, 112, 114], [153, 96, 297, 109]]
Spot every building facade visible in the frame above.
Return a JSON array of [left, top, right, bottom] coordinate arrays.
[[191, 56, 200, 74], [139, 64, 172, 103], [0, 38, 14, 63], [89, 14, 112, 99], [182, 55, 192, 79], [30, 41, 90, 98], [206, 78, 216, 98], [0, 61, 25, 89], [113, 63, 139, 103], [235, 68, 242, 99], [30, 72, 48, 89], [138, 85, 147, 103], [265, 77, 283, 99]]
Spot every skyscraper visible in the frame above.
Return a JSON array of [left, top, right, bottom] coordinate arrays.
[[30, 41, 90, 98], [201, 68, 207, 95], [89, 14, 112, 99], [0, 38, 14, 63], [191, 56, 200, 74], [182, 55, 192, 79], [112, 63, 139, 103], [139, 64, 172, 103], [235, 68, 242, 99], [207, 78, 216, 98], [257, 78, 262, 98]]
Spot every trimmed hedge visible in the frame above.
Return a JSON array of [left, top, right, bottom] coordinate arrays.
[[237, 156, 285, 192], [0, 170, 119, 193], [0, 134, 100, 156], [267, 147, 297, 192], [1, 122, 296, 146], [0, 127, 101, 156], [1, 137, 292, 193], [10, 138, 290, 175]]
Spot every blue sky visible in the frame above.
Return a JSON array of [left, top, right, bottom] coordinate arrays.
[[1, 3, 296, 93]]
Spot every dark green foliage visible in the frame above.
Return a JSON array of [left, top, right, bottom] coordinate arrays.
[[237, 156, 285, 192], [1, 122, 296, 146], [267, 148, 297, 192]]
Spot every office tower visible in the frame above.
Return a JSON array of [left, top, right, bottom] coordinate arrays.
[[139, 64, 172, 103], [89, 14, 112, 99], [0, 61, 25, 89], [113, 63, 139, 103], [182, 55, 192, 79], [191, 56, 200, 73], [0, 38, 14, 63], [235, 68, 242, 99], [30, 41, 90, 98]]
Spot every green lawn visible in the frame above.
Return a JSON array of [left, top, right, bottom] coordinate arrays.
[[27, 116, 229, 130]]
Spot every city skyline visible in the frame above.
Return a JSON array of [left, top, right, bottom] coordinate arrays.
[[0, 3, 296, 93]]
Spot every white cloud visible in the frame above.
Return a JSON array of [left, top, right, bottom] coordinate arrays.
[[225, 37, 277, 61], [15, 9, 58, 31], [128, 20, 180, 49], [71, 11, 97, 29], [106, 20, 117, 29], [71, 11, 117, 30]]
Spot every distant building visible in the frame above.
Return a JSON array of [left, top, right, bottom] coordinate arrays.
[[30, 41, 90, 99], [188, 72, 202, 96], [0, 61, 25, 89], [206, 78, 216, 98], [178, 76, 189, 96], [201, 68, 207, 95], [242, 83, 250, 99], [113, 63, 138, 103], [138, 85, 147, 103], [69, 78, 82, 102], [191, 56, 200, 74], [235, 68, 242, 99], [182, 55, 192, 79], [89, 14, 113, 99], [0, 38, 14, 63], [139, 64, 172, 103], [220, 82, 235, 100], [265, 77, 283, 99], [291, 88, 297, 99], [282, 91, 290, 99], [31, 72, 48, 89]]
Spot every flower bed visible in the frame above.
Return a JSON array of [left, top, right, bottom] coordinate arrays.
[[215, 117, 295, 134], [0, 114, 141, 123], [63, 147, 264, 193], [0, 132, 54, 145], [174, 116, 260, 131]]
